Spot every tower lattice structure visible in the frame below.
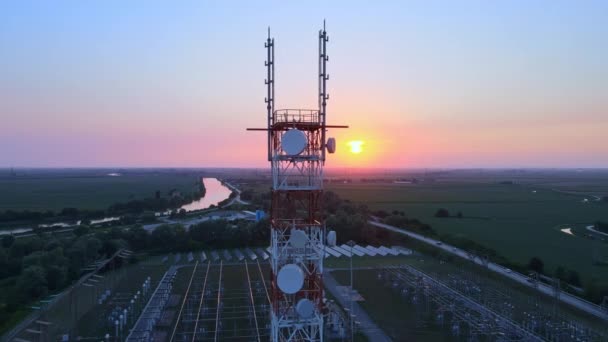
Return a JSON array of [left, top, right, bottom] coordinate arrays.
[[249, 25, 346, 342]]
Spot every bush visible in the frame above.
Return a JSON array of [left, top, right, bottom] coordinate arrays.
[[17, 266, 48, 299], [567, 270, 581, 287], [2, 235, 15, 248], [584, 280, 608, 304], [528, 257, 544, 274], [383, 215, 437, 236], [594, 221, 608, 234], [73, 225, 90, 237], [435, 208, 450, 218], [372, 210, 390, 218]]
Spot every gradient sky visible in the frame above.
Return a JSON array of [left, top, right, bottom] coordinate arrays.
[[1, 1, 607, 168]]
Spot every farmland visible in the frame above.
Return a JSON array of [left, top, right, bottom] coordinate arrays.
[[327, 170, 608, 285], [0, 169, 203, 212]]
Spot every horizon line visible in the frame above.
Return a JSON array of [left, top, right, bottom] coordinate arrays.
[[2, 166, 608, 171]]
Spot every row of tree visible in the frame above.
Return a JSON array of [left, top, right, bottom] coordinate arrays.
[[0, 228, 127, 324], [0, 213, 266, 326], [435, 208, 464, 218], [594, 221, 608, 234], [0, 188, 370, 329], [0, 208, 105, 224], [0, 180, 206, 224]]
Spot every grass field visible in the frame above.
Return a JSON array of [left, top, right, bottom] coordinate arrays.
[[328, 178, 608, 285], [0, 169, 202, 212]]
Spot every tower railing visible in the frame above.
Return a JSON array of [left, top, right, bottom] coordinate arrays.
[[273, 109, 321, 125]]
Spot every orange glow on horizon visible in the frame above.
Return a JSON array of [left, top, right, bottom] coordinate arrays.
[[333, 136, 380, 168]]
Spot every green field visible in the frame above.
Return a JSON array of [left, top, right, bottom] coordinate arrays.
[[328, 179, 608, 284], [0, 169, 202, 212]]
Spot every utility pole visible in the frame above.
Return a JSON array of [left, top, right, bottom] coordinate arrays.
[[347, 240, 355, 342]]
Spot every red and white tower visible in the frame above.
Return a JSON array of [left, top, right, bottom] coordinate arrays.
[[249, 24, 346, 342]]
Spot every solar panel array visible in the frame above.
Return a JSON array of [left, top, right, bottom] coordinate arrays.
[[341, 244, 365, 256], [162, 245, 412, 264]]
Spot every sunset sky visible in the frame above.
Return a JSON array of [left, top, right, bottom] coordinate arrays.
[[1, 1, 607, 168]]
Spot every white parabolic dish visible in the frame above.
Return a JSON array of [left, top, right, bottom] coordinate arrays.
[[282, 129, 307, 155], [327, 230, 337, 247], [326, 137, 336, 154], [296, 298, 315, 318], [289, 229, 308, 248], [277, 264, 304, 294]]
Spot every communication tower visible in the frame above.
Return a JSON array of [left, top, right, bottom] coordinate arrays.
[[248, 23, 347, 341]]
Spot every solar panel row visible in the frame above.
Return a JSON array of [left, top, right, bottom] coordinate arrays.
[[164, 245, 412, 264]]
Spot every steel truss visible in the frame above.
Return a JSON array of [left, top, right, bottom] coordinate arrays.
[[266, 25, 332, 342], [247, 23, 346, 342]]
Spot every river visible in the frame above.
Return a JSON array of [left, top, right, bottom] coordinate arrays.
[[179, 178, 232, 212], [0, 177, 232, 236]]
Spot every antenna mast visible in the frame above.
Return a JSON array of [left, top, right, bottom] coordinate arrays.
[[319, 22, 329, 161], [248, 24, 347, 341], [265, 27, 275, 161]]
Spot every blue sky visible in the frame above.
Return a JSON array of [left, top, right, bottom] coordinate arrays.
[[1, 1, 607, 167]]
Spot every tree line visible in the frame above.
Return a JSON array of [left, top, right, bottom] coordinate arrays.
[[0, 227, 127, 326], [0, 214, 263, 330], [595, 221, 608, 234], [0, 181, 206, 224], [0, 187, 375, 330]]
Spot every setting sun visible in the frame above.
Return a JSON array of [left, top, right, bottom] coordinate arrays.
[[348, 140, 364, 154]]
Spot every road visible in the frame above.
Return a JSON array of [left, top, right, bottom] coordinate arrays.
[[141, 180, 250, 232], [369, 220, 608, 321], [586, 224, 608, 238], [221, 181, 250, 206], [547, 187, 603, 202], [143, 210, 249, 232], [324, 269, 392, 342]]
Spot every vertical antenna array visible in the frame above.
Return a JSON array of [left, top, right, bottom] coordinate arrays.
[[319, 22, 329, 161], [265, 28, 275, 161]]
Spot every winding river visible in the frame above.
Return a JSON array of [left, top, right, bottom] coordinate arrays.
[[0, 177, 232, 236], [179, 178, 232, 212]]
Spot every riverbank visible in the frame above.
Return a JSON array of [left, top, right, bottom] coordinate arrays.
[[0, 178, 232, 237]]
